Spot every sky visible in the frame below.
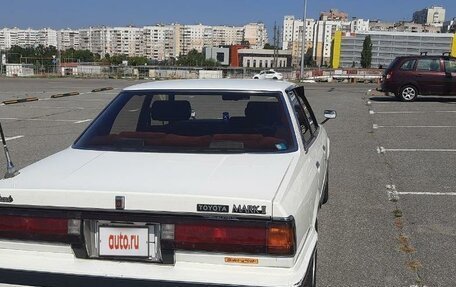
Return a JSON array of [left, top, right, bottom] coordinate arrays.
[[0, 0, 455, 36]]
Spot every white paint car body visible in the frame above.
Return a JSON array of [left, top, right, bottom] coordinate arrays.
[[253, 69, 284, 80], [0, 80, 331, 287]]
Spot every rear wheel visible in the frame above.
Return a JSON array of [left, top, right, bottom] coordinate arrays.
[[399, 85, 418, 102], [302, 247, 317, 287]]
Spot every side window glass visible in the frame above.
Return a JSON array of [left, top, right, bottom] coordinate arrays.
[[400, 59, 416, 71], [416, 59, 440, 72], [444, 59, 456, 73], [296, 96, 318, 134], [288, 91, 313, 144]]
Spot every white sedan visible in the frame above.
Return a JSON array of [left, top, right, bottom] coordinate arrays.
[[0, 79, 335, 287], [253, 69, 284, 80]]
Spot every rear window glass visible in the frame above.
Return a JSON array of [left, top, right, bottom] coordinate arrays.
[[74, 90, 296, 154]]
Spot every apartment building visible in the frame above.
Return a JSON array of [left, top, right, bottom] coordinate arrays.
[[283, 16, 370, 67], [0, 28, 57, 49], [110, 27, 144, 57], [413, 6, 446, 26], [211, 26, 244, 46], [143, 25, 178, 61], [282, 16, 315, 66], [244, 23, 268, 49], [79, 27, 112, 57], [1, 22, 268, 61], [57, 29, 80, 51]]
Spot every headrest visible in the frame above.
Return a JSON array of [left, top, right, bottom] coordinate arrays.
[[245, 102, 281, 125], [151, 101, 191, 121]]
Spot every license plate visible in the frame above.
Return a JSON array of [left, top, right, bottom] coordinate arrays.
[[98, 226, 150, 257]]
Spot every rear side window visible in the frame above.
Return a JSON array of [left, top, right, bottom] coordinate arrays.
[[400, 59, 416, 71], [416, 59, 441, 72], [444, 59, 456, 73]]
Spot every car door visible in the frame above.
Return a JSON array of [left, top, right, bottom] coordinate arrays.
[[443, 58, 456, 95], [287, 89, 321, 218], [415, 58, 446, 95], [294, 86, 326, 193], [265, 71, 274, 79]]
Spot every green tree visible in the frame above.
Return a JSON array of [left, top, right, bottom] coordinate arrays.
[[263, 43, 276, 50], [176, 49, 220, 67], [361, 35, 373, 68]]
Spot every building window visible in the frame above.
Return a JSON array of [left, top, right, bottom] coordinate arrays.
[[259, 60, 263, 68], [253, 60, 257, 67], [216, 52, 225, 63], [246, 59, 251, 67]]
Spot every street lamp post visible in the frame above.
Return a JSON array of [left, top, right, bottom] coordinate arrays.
[[300, 0, 308, 79]]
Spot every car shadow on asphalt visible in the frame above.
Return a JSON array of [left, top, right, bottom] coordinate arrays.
[[369, 96, 456, 104]]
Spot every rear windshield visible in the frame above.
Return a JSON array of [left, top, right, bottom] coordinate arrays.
[[73, 90, 296, 153]]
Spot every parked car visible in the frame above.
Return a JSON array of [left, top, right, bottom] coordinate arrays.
[[253, 69, 284, 80], [0, 79, 336, 287], [380, 53, 456, 101]]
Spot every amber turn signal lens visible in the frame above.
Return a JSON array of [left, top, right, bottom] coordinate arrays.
[[267, 224, 295, 255]]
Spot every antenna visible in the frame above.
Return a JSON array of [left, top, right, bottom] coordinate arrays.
[[0, 123, 19, 179]]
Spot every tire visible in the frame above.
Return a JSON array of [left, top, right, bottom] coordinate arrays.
[[302, 247, 317, 287], [321, 171, 329, 205], [253, 77, 259, 79], [273, 77, 278, 80], [398, 85, 418, 102]]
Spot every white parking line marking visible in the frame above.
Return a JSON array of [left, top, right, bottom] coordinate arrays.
[[376, 125, 456, 128], [74, 119, 92, 124], [373, 111, 456, 114], [398, 192, 456, 196], [0, 117, 87, 123], [5, 135, 24, 141], [378, 147, 456, 153]]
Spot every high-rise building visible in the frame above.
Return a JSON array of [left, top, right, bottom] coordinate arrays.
[[0, 22, 269, 61], [413, 6, 446, 26], [243, 23, 268, 49], [282, 16, 315, 66], [57, 29, 80, 51], [143, 25, 178, 61]]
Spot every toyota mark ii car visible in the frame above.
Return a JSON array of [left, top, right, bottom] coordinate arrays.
[[0, 80, 335, 287]]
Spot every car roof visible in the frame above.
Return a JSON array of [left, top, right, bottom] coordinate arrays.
[[395, 55, 455, 60], [123, 79, 295, 92]]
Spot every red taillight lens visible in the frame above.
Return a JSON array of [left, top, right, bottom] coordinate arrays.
[[165, 220, 295, 256], [175, 222, 267, 254], [0, 215, 80, 243]]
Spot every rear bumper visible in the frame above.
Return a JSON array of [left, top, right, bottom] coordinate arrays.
[[0, 229, 317, 287], [0, 268, 250, 287]]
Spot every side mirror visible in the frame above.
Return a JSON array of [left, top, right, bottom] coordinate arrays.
[[321, 110, 337, 125]]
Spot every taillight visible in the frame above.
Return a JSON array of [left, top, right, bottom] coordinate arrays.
[[162, 219, 295, 256], [386, 71, 393, 80], [0, 215, 81, 243]]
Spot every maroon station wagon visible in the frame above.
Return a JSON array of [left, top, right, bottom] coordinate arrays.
[[380, 54, 456, 101]]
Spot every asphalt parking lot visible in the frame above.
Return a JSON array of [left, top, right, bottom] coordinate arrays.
[[0, 78, 455, 287]]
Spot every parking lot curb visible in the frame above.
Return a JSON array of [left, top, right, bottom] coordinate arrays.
[[92, 87, 113, 93], [2, 97, 39, 105], [50, 92, 80, 99]]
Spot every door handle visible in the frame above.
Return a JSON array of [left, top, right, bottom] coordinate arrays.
[[322, 145, 326, 152], [316, 162, 320, 169]]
